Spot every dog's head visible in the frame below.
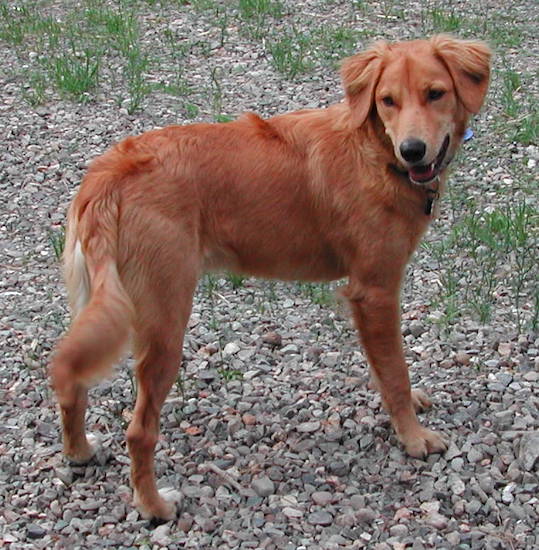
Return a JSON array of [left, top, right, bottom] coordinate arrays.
[[341, 35, 491, 185]]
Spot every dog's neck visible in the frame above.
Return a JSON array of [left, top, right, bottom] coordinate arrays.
[[388, 163, 441, 216]]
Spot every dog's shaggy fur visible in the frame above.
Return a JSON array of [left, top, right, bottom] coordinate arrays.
[[51, 35, 491, 520]]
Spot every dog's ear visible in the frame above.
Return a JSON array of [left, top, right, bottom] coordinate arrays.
[[340, 42, 387, 129], [431, 35, 491, 114]]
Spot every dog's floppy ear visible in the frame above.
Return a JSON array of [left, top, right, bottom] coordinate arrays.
[[431, 34, 491, 114], [340, 42, 387, 129]]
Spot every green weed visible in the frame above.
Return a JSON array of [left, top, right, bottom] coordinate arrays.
[[514, 106, 538, 145], [238, 0, 284, 39], [297, 282, 334, 307], [22, 71, 48, 106], [48, 227, 66, 261], [202, 273, 219, 301], [501, 69, 521, 119], [226, 272, 246, 290], [218, 367, 243, 382], [267, 29, 314, 79], [429, 8, 463, 32], [314, 26, 360, 66], [425, 202, 538, 331], [48, 48, 100, 101], [209, 66, 224, 118], [184, 103, 200, 118]]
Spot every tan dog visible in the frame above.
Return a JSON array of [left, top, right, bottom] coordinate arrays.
[[51, 35, 491, 521]]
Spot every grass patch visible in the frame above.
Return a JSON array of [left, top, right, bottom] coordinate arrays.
[[429, 8, 463, 32], [22, 71, 48, 106], [513, 105, 538, 146], [497, 67, 537, 145], [238, 0, 284, 39], [0, 0, 152, 111], [500, 69, 521, 119], [49, 227, 66, 261], [48, 48, 100, 101], [297, 282, 334, 307], [267, 28, 314, 79], [226, 273, 246, 289], [425, 202, 538, 331]]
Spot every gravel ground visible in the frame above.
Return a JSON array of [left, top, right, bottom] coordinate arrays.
[[1, 1, 538, 549]]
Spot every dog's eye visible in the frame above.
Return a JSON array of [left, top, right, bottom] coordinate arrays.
[[382, 96, 395, 107], [428, 89, 445, 101]]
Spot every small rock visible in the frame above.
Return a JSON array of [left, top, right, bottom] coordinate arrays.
[[389, 524, 408, 537], [502, 482, 516, 504], [281, 344, 299, 355], [54, 466, 73, 485], [445, 441, 462, 461], [242, 413, 256, 425], [201, 518, 216, 533], [424, 511, 448, 529], [282, 507, 303, 519], [306, 345, 323, 360], [178, 514, 193, 533], [409, 320, 425, 338], [322, 352, 340, 368], [328, 460, 350, 476], [198, 369, 218, 382], [455, 351, 471, 365], [467, 447, 483, 463], [223, 342, 240, 355], [252, 476, 275, 497], [307, 511, 333, 526], [519, 432, 539, 471], [262, 331, 282, 347], [448, 473, 466, 496], [297, 421, 320, 433], [311, 491, 333, 506], [151, 524, 171, 546], [26, 524, 46, 540], [451, 457, 464, 472], [355, 508, 377, 523], [493, 410, 514, 429], [466, 500, 482, 514], [498, 342, 511, 356]]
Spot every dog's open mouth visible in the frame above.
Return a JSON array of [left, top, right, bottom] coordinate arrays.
[[408, 135, 450, 185]]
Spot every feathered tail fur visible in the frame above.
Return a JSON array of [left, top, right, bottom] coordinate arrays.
[[51, 154, 139, 407]]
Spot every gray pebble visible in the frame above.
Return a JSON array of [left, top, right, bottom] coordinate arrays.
[[252, 476, 275, 497], [307, 511, 333, 526], [519, 431, 539, 470]]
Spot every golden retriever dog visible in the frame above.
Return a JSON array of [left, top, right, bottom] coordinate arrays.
[[51, 35, 491, 521]]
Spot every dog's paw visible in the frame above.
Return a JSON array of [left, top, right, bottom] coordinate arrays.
[[65, 432, 103, 465], [135, 487, 183, 522], [402, 427, 448, 459], [411, 388, 432, 412]]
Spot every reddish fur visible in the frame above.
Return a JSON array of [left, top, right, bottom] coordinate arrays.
[[50, 35, 491, 520]]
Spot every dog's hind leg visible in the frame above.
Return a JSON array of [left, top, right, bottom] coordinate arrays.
[[53, 240, 114, 464], [125, 251, 199, 521]]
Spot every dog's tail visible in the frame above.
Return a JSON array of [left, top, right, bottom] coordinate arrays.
[[51, 145, 151, 406]]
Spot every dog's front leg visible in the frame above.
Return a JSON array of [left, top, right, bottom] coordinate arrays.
[[347, 284, 447, 458]]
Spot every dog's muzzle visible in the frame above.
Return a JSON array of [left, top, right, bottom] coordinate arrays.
[[407, 135, 450, 185]]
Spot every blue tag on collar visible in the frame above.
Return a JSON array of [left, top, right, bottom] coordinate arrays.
[[463, 127, 474, 142]]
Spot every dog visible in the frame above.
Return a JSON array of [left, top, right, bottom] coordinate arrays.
[[51, 35, 491, 521]]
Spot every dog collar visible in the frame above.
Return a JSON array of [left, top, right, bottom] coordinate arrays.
[[424, 180, 440, 216], [388, 163, 440, 216]]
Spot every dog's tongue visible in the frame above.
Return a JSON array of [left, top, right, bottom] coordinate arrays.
[[409, 163, 435, 183]]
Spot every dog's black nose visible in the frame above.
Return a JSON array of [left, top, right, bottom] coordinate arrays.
[[400, 139, 426, 163]]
